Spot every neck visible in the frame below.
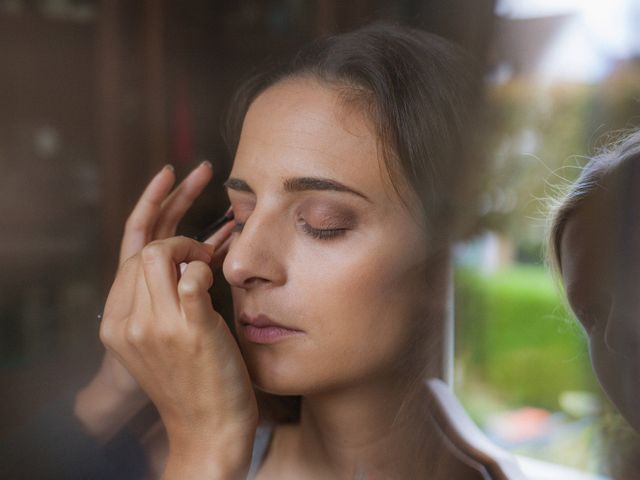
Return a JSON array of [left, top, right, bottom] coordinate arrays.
[[292, 376, 438, 478]]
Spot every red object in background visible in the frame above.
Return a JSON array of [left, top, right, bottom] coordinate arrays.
[[489, 407, 552, 444], [174, 74, 194, 166]]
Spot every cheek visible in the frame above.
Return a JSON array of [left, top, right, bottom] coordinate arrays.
[[589, 338, 615, 387], [291, 234, 432, 357]]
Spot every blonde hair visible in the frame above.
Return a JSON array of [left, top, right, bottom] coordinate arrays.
[[547, 129, 640, 276]]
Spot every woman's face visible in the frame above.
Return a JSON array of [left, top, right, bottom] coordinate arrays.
[[222, 78, 442, 396], [560, 172, 640, 430]]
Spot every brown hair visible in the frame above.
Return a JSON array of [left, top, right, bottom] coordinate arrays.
[[547, 129, 640, 276], [225, 22, 481, 250]]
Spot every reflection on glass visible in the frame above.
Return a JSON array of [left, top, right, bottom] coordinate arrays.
[[456, 0, 640, 477], [550, 130, 640, 477]]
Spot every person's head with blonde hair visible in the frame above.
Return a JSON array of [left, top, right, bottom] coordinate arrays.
[[548, 129, 640, 431]]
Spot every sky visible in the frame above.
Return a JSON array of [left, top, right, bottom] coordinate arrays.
[[496, 0, 639, 82]]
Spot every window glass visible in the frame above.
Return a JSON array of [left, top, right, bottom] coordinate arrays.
[[455, 0, 640, 476]]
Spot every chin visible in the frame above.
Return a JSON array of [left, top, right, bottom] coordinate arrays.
[[607, 389, 640, 433], [241, 345, 309, 396], [243, 347, 356, 398], [250, 369, 304, 396], [620, 404, 640, 433], [602, 378, 640, 433]]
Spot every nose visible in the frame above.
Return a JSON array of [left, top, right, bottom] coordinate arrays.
[[222, 209, 287, 290]]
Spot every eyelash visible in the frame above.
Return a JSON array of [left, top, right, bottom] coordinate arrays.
[[301, 223, 348, 240], [232, 220, 348, 241]]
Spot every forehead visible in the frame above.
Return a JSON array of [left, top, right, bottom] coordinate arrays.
[[561, 186, 612, 265], [232, 78, 393, 201], [560, 183, 618, 308]]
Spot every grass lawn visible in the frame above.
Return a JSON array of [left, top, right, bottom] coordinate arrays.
[[454, 264, 598, 412]]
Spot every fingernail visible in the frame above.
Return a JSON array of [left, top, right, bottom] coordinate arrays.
[[163, 164, 175, 172], [225, 206, 233, 218], [200, 160, 213, 170]]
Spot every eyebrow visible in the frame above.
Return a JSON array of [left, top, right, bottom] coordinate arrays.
[[223, 176, 371, 202]]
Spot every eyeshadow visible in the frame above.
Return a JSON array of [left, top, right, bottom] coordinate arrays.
[[301, 201, 358, 229]]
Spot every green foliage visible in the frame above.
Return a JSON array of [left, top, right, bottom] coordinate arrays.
[[593, 61, 640, 135], [477, 64, 640, 245], [475, 81, 594, 242], [455, 264, 597, 411]]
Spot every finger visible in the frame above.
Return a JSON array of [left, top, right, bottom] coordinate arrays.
[[203, 216, 236, 249], [178, 261, 217, 325], [208, 229, 234, 271], [153, 161, 214, 239], [141, 236, 216, 314], [120, 165, 176, 265]]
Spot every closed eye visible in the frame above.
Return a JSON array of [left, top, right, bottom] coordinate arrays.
[[301, 223, 349, 240], [232, 219, 348, 241]]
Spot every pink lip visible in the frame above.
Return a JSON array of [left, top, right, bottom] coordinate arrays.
[[239, 313, 304, 344]]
